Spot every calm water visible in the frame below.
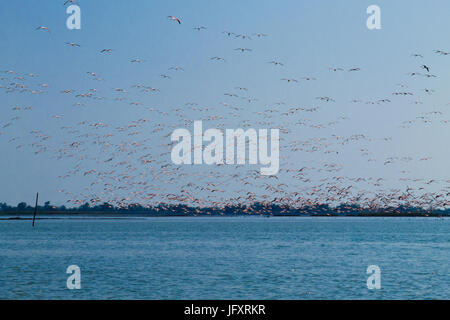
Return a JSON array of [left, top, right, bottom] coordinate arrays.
[[0, 217, 448, 299]]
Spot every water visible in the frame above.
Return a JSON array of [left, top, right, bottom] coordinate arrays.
[[0, 216, 448, 299]]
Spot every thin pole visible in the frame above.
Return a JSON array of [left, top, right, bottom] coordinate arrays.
[[32, 193, 39, 227]]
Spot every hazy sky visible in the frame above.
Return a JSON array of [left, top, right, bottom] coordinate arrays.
[[1, 0, 450, 206]]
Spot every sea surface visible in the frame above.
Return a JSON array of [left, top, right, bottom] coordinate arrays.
[[0, 216, 448, 299]]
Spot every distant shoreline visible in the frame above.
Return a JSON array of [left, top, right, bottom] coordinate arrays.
[[0, 211, 448, 219], [3, 202, 449, 218]]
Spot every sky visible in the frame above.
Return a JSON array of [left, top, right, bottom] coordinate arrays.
[[1, 0, 450, 207]]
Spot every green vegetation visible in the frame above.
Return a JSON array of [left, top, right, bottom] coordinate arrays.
[[0, 201, 448, 217]]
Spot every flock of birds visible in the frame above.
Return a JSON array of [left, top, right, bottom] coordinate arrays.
[[1, 8, 450, 214]]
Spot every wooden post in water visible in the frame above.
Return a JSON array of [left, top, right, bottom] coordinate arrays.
[[32, 193, 39, 227]]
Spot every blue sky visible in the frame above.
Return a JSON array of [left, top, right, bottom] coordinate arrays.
[[1, 0, 450, 206]]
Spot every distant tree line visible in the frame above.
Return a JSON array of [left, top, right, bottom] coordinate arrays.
[[0, 201, 448, 216]]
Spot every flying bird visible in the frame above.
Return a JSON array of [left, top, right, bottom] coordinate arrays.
[[66, 42, 80, 47], [281, 78, 298, 83], [211, 57, 226, 62], [36, 26, 50, 32], [421, 65, 430, 72], [234, 48, 252, 52], [168, 16, 181, 24], [222, 31, 235, 37], [269, 61, 284, 66]]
